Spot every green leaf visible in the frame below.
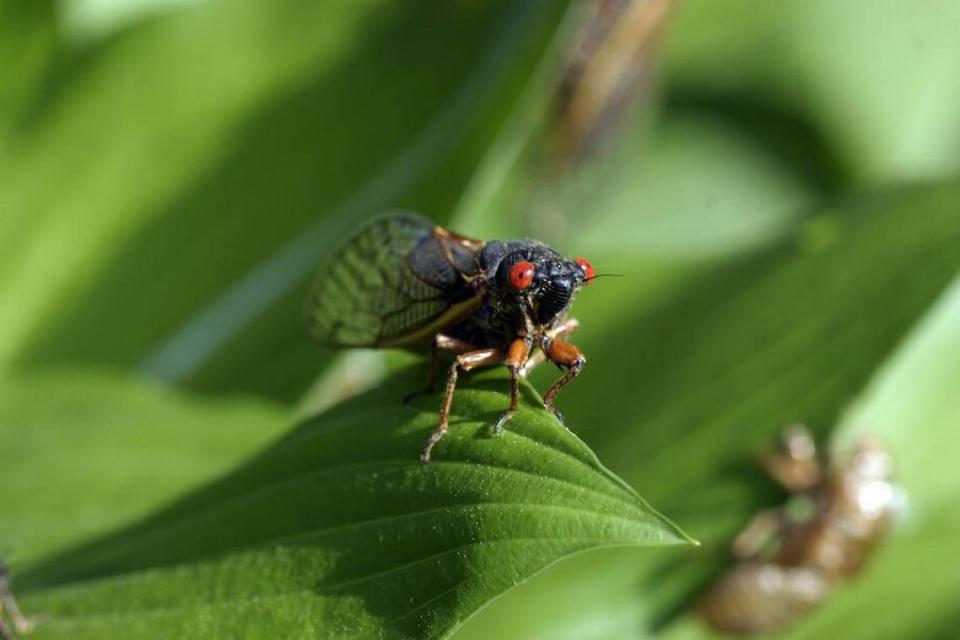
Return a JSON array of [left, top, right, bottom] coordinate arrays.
[[455, 182, 960, 638], [665, 0, 960, 184], [569, 183, 960, 503], [584, 183, 960, 622], [13, 368, 689, 639], [0, 0, 57, 133], [770, 276, 960, 640], [648, 258, 960, 640], [453, 546, 654, 640], [0, 370, 287, 567], [553, 111, 813, 262]]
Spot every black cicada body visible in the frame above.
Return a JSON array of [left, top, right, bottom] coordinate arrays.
[[308, 212, 596, 461]]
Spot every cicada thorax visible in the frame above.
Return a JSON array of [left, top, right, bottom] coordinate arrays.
[[406, 230, 480, 289], [474, 239, 585, 331], [778, 451, 895, 579]]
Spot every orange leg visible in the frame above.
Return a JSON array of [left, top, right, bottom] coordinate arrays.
[[520, 318, 579, 377], [494, 338, 532, 435], [421, 347, 505, 462], [542, 338, 586, 426]]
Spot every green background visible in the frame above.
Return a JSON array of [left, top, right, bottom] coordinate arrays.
[[2, 1, 959, 638]]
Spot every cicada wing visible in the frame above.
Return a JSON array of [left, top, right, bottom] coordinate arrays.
[[308, 212, 482, 348]]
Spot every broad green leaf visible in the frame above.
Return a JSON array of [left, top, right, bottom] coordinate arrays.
[[454, 546, 653, 640], [665, 0, 960, 184], [0, 370, 287, 566], [650, 269, 960, 640], [13, 368, 689, 639], [836, 276, 960, 515], [569, 183, 960, 500], [1, 0, 382, 372], [4, 0, 571, 402], [60, 0, 203, 41], [574, 182, 960, 624], [454, 183, 960, 638], [0, 0, 57, 133], [771, 276, 960, 640], [554, 112, 812, 261]]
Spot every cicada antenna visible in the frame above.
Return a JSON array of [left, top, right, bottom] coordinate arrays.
[[585, 273, 622, 283]]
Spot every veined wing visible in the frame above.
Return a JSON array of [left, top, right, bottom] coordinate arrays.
[[308, 212, 483, 347]]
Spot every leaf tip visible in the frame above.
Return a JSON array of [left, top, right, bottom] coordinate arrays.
[[664, 520, 699, 547]]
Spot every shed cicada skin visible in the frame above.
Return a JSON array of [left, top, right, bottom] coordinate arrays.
[[308, 212, 597, 461], [698, 426, 897, 635]]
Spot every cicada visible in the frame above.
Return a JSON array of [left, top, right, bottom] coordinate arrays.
[[698, 425, 897, 635], [308, 212, 597, 461]]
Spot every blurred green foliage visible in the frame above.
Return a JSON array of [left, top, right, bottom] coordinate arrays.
[[1, 0, 568, 400], [2, 1, 959, 638]]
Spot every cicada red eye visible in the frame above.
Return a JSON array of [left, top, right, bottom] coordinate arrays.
[[508, 260, 535, 290], [576, 257, 595, 282]]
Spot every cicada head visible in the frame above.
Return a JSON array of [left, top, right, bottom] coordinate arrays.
[[482, 242, 593, 328]]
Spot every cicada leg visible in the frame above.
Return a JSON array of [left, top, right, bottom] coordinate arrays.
[[403, 334, 478, 404], [0, 562, 32, 638], [759, 424, 822, 493], [493, 339, 533, 435], [731, 508, 788, 560], [421, 347, 505, 462], [518, 351, 545, 379], [520, 318, 579, 377], [542, 339, 586, 427]]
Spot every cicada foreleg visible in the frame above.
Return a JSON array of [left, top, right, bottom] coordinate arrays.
[[493, 338, 533, 436], [421, 346, 505, 462], [520, 318, 579, 377], [542, 338, 586, 427]]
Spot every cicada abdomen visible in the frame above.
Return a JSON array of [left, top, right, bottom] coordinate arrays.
[[699, 428, 897, 635], [697, 562, 829, 635]]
